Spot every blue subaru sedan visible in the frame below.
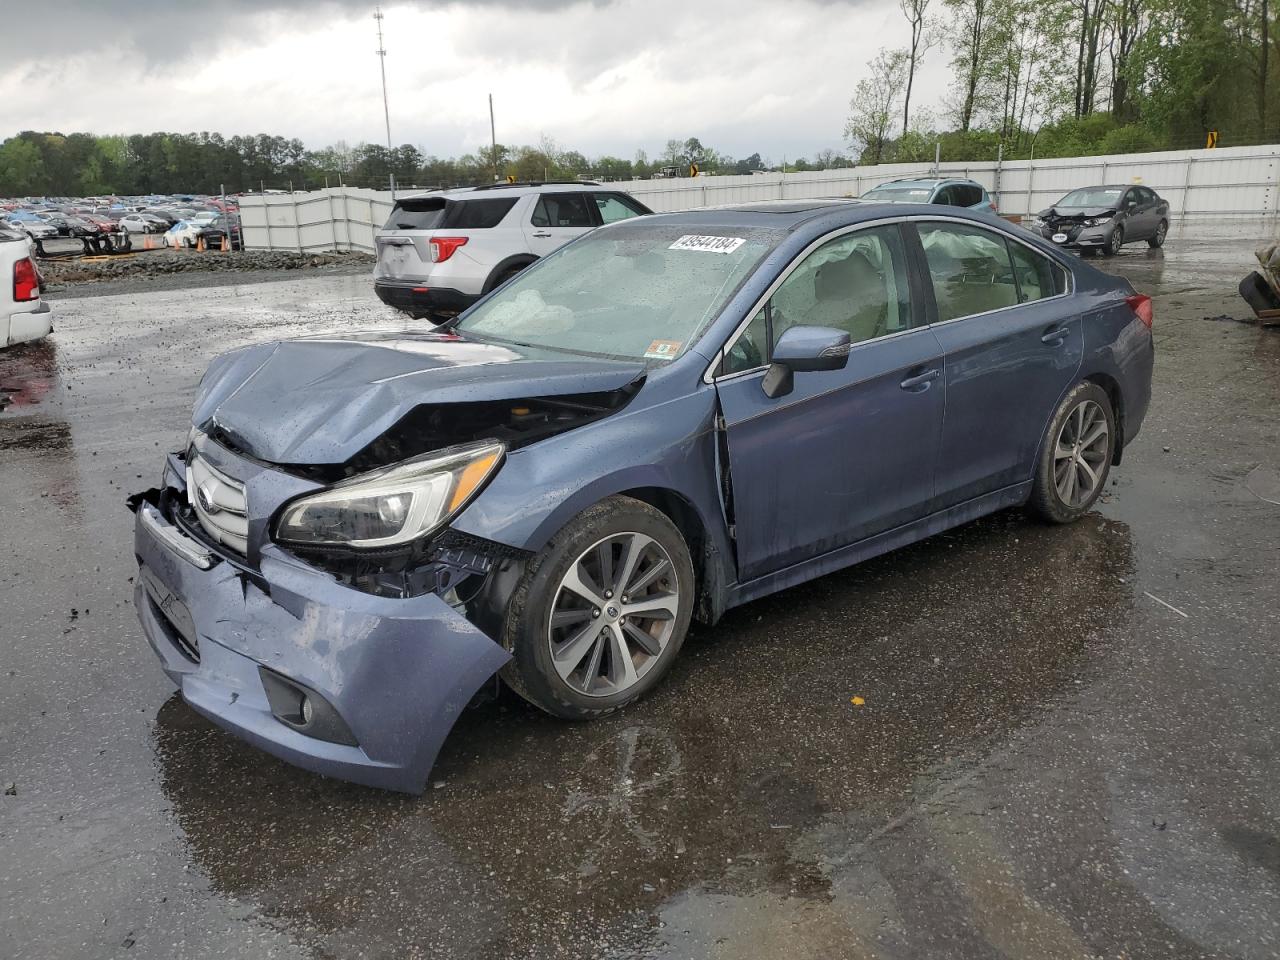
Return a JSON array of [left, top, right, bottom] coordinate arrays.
[[131, 200, 1154, 792]]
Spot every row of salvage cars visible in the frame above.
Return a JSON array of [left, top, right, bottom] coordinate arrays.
[[130, 187, 1157, 793]]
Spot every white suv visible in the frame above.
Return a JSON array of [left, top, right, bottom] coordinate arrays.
[[1, 227, 51, 348], [373, 181, 651, 321]]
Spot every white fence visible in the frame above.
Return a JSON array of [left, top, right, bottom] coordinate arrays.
[[239, 143, 1280, 254]]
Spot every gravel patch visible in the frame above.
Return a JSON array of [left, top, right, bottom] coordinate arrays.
[[39, 249, 375, 293]]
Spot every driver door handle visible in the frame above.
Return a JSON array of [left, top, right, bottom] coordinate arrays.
[[900, 368, 940, 391], [1041, 326, 1071, 344], [531, 231, 552, 238]]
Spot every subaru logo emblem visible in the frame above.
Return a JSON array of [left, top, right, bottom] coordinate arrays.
[[606, 604, 620, 619], [196, 481, 221, 515]]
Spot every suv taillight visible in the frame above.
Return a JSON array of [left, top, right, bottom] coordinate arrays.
[[1125, 293, 1153, 329], [13, 257, 39, 302], [429, 236, 468, 263]]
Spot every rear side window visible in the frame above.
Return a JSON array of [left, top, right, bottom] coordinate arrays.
[[1007, 240, 1068, 302], [594, 193, 647, 224], [385, 198, 446, 230], [445, 197, 517, 229], [959, 184, 984, 206], [917, 222, 1019, 321], [530, 193, 595, 228]]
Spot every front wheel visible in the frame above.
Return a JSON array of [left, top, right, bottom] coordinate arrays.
[[1102, 226, 1124, 257], [1028, 382, 1115, 523], [501, 496, 695, 719], [1148, 220, 1167, 248]]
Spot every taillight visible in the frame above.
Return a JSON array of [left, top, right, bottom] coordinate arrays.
[[1125, 293, 1153, 329], [13, 257, 39, 302], [429, 236, 468, 263]]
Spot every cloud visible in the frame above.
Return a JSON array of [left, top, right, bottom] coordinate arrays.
[[12, 0, 606, 65], [0, 0, 952, 163]]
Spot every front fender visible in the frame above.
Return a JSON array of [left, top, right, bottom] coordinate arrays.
[[452, 386, 734, 585]]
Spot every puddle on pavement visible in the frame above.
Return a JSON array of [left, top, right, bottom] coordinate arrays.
[[151, 511, 1136, 958]]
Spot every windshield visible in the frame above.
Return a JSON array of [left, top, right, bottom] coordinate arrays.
[[862, 185, 935, 202], [455, 223, 782, 362], [1058, 187, 1123, 207]]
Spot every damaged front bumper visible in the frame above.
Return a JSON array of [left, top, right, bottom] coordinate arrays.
[[132, 454, 512, 794], [1037, 221, 1115, 250]]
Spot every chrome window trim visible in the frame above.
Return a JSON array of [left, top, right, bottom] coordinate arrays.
[[704, 215, 911, 384], [703, 213, 1075, 384], [917, 217, 1075, 329]]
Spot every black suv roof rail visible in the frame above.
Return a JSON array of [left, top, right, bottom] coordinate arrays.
[[469, 180, 601, 191]]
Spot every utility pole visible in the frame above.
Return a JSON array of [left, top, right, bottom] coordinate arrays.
[[374, 8, 392, 151], [374, 6, 394, 198], [489, 93, 499, 181]]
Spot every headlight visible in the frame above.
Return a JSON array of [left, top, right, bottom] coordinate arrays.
[[273, 440, 504, 549], [1084, 216, 1113, 227]]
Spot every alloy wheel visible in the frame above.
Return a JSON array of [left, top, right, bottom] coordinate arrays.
[[548, 532, 680, 697], [1109, 229, 1123, 254], [1053, 399, 1109, 508]]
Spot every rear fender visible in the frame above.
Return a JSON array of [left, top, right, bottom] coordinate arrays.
[[482, 254, 538, 294]]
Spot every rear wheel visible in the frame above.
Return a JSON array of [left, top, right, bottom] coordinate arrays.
[[1028, 382, 1115, 523], [501, 496, 694, 719], [1148, 220, 1167, 248]]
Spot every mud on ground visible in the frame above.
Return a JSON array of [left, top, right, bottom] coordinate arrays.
[[38, 248, 375, 299]]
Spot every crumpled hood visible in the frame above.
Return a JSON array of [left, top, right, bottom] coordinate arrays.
[[1045, 206, 1116, 219], [192, 330, 645, 465]]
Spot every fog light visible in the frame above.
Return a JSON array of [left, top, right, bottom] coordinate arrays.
[[258, 667, 358, 746]]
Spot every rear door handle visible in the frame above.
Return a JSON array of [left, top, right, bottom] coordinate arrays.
[[1041, 327, 1070, 344], [900, 368, 940, 391], [532, 231, 552, 238]]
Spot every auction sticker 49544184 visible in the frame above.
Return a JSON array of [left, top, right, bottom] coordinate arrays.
[[668, 235, 746, 254]]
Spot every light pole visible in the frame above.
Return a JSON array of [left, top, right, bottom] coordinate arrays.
[[489, 93, 499, 182], [374, 7, 394, 197]]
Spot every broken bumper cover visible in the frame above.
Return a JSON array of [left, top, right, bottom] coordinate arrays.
[[1041, 223, 1115, 249], [133, 500, 511, 794]]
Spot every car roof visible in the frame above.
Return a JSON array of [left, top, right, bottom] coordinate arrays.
[[1068, 184, 1142, 191], [870, 177, 984, 188], [398, 181, 604, 203], [628, 198, 1031, 243]]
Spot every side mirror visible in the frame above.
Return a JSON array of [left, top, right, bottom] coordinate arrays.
[[762, 325, 852, 399]]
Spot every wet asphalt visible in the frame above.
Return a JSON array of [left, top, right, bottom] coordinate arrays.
[[2, 228, 1279, 960]]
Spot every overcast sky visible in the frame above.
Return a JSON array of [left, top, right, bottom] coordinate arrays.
[[1, 0, 952, 163]]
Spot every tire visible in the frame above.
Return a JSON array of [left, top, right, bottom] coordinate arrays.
[[495, 264, 526, 287], [1028, 381, 1116, 524], [1148, 220, 1167, 248], [501, 495, 695, 719], [1102, 226, 1123, 257]]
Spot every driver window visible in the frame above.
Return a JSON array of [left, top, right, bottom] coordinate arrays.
[[769, 225, 913, 348]]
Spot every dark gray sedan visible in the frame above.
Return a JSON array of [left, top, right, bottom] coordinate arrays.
[[131, 200, 1155, 792], [1030, 185, 1170, 256]]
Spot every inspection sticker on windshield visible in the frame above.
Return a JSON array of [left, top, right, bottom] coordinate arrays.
[[669, 235, 746, 254], [644, 339, 683, 360]]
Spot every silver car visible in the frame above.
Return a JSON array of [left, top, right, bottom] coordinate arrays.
[[373, 181, 652, 322]]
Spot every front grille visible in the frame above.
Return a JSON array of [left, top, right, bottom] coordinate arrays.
[[186, 450, 249, 554]]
